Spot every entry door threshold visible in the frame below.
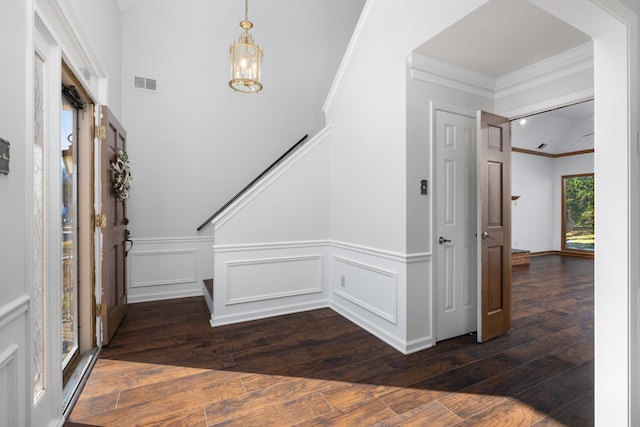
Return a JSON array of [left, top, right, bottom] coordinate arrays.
[[62, 347, 101, 418]]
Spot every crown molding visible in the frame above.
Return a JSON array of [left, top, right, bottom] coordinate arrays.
[[410, 42, 593, 101], [495, 42, 594, 98], [409, 54, 496, 98]]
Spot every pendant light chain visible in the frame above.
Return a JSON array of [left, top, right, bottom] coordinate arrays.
[[245, 0, 248, 22]]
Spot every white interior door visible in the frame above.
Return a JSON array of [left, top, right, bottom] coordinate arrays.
[[435, 106, 478, 341]]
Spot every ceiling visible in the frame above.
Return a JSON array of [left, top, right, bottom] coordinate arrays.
[[117, 0, 593, 154], [414, 0, 591, 77], [415, 0, 593, 154], [511, 100, 594, 154]]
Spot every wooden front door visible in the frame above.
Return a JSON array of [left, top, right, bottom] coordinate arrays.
[[477, 111, 512, 343], [100, 106, 128, 345]]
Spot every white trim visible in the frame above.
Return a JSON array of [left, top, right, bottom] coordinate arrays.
[[127, 288, 203, 304], [225, 255, 324, 305], [331, 240, 408, 262], [215, 239, 430, 264], [330, 300, 407, 354], [404, 336, 435, 354], [333, 290, 396, 324], [410, 42, 594, 102], [499, 89, 594, 119], [410, 54, 496, 98], [333, 255, 396, 278], [0, 296, 30, 329], [0, 345, 18, 427], [129, 249, 198, 288], [405, 252, 432, 263], [131, 236, 214, 245], [333, 255, 398, 324], [322, 0, 375, 113], [494, 42, 594, 98], [49, 0, 104, 77], [214, 240, 328, 253], [213, 127, 332, 231], [211, 300, 330, 327]]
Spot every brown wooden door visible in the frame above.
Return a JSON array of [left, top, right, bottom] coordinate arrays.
[[477, 111, 512, 343], [100, 105, 128, 345]]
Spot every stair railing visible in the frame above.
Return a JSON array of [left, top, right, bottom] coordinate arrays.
[[196, 134, 309, 231]]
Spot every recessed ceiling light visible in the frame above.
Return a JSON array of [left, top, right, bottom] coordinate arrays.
[[519, 119, 527, 126]]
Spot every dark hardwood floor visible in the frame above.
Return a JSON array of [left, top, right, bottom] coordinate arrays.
[[65, 254, 593, 426]]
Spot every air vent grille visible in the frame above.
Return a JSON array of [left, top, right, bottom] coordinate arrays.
[[133, 75, 158, 92]]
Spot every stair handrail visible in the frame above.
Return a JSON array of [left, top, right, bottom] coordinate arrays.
[[196, 134, 309, 231]]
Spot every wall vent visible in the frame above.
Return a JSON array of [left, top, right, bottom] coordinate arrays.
[[133, 75, 158, 92]]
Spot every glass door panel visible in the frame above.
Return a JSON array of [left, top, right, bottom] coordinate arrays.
[[61, 98, 79, 372]]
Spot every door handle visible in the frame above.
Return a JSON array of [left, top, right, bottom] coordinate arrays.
[[438, 236, 451, 244], [124, 229, 133, 257], [481, 231, 492, 240]]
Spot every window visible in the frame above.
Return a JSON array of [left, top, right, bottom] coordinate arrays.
[[562, 174, 594, 252]]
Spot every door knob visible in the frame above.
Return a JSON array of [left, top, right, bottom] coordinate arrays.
[[481, 231, 491, 240], [438, 236, 451, 244]]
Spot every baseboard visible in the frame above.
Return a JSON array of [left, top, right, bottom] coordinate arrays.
[[210, 299, 330, 327], [128, 288, 203, 304], [405, 336, 435, 354], [530, 250, 594, 259], [330, 300, 408, 354]]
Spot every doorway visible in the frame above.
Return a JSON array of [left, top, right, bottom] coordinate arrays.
[[60, 63, 98, 410], [511, 100, 594, 258]]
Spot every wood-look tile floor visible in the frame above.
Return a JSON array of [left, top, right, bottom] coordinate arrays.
[[66, 255, 593, 426]]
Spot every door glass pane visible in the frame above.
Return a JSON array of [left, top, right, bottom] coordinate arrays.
[[61, 99, 79, 369], [33, 51, 45, 401], [563, 174, 594, 251]]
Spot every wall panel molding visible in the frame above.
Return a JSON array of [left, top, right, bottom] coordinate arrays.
[[225, 255, 323, 305], [127, 236, 214, 303], [333, 255, 398, 324], [0, 295, 30, 329], [130, 249, 197, 288], [0, 345, 18, 427]]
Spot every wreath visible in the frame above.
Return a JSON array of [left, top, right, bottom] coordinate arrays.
[[111, 148, 133, 202]]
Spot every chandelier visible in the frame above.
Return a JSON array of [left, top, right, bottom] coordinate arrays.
[[229, 0, 263, 93]]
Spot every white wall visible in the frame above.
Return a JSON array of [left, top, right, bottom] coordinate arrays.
[[211, 129, 331, 327], [0, 0, 122, 424], [120, 0, 364, 240], [68, 0, 122, 117], [0, 0, 32, 424], [326, 0, 489, 254], [511, 153, 554, 252], [511, 152, 594, 253]]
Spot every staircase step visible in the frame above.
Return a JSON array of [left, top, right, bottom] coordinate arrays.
[[203, 279, 214, 314], [203, 279, 213, 297]]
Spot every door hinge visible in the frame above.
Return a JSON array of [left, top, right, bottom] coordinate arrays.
[[96, 303, 107, 317], [95, 213, 107, 228], [96, 125, 107, 139]]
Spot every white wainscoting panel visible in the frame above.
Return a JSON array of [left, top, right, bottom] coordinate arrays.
[[212, 241, 330, 326], [0, 295, 29, 427], [131, 250, 197, 288], [0, 345, 18, 427], [226, 255, 323, 305], [128, 237, 214, 303], [333, 256, 398, 324], [329, 242, 409, 353]]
